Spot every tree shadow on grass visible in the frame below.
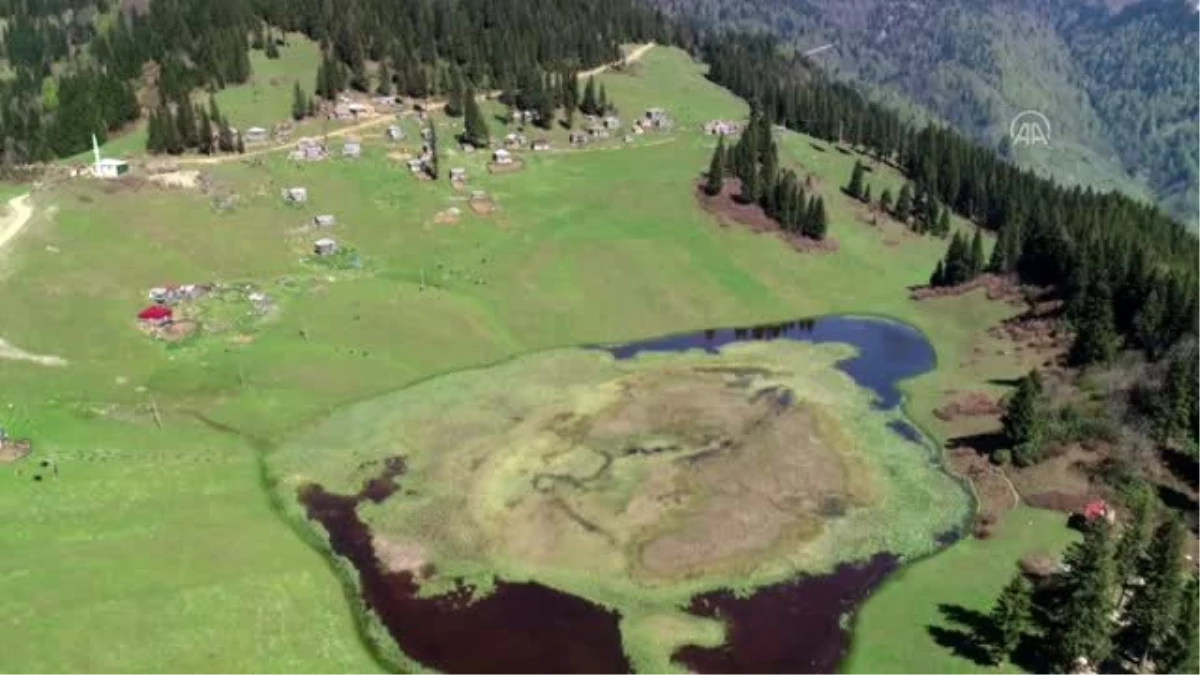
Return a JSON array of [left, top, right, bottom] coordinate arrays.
[[926, 604, 994, 665], [988, 377, 1024, 389], [948, 431, 1009, 456], [1160, 447, 1199, 490]]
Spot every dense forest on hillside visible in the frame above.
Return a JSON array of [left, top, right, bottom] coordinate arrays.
[[654, 0, 1199, 226], [701, 31, 1199, 455], [0, 0, 665, 163]]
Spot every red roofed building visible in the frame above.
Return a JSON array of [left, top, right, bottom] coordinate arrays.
[[137, 305, 173, 325], [1082, 499, 1115, 524]]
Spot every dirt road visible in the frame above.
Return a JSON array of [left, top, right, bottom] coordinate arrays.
[[579, 42, 656, 78], [0, 193, 33, 255]]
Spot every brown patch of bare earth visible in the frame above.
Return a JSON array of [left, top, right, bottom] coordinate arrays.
[[944, 448, 1017, 538], [1009, 441, 1109, 513], [372, 536, 430, 575], [468, 195, 497, 215], [910, 273, 1027, 305], [0, 438, 31, 463], [934, 392, 1003, 422], [695, 179, 837, 253]]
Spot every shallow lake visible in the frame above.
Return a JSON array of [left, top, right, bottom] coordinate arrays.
[[300, 315, 958, 673], [602, 315, 937, 411]]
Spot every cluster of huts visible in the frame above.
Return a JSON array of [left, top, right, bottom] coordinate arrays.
[[0, 427, 32, 464], [569, 108, 672, 146], [136, 283, 210, 327], [289, 137, 326, 162], [703, 119, 742, 136]]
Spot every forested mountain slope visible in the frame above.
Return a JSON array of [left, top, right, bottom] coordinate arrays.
[[0, 0, 663, 165], [654, 0, 1199, 226]]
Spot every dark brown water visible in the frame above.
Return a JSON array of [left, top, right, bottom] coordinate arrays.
[[673, 554, 899, 673], [298, 458, 633, 674]]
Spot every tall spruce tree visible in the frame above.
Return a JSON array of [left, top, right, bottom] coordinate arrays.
[[198, 107, 213, 155], [983, 573, 1033, 665], [704, 136, 726, 196], [894, 183, 913, 221], [1002, 370, 1045, 466], [1114, 482, 1156, 584], [1120, 518, 1186, 671], [879, 187, 893, 213], [1068, 281, 1120, 366], [969, 229, 986, 276], [1157, 576, 1199, 674], [806, 196, 828, 240], [463, 87, 489, 147], [1047, 523, 1117, 673], [846, 160, 865, 200], [581, 76, 598, 115], [292, 82, 307, 121]]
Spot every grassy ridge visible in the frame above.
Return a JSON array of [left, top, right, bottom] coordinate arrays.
[[0, 45, 1070, 672]]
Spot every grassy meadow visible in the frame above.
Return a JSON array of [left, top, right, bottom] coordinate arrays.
[[0, 43, 1071, 672]]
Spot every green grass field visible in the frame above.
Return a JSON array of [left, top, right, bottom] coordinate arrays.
[[846, 506, 1078, 673], [0, 45, 1069, 672]]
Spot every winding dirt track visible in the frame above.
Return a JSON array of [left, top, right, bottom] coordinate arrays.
[[0, 193, 33, 254]]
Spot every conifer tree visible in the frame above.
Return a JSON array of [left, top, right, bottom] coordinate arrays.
[[704, 136, 726, 196], [846, 160, 865, 200], [895, 183, 913, 221], [146, 109, 160, 154], [1002, 370, 1045, 466], [581, 76, 598, 115], [1068, 281, 1120, 366], [377, 60, 393, 96], [929, 260, 946, 287], [1154, 349, 1199, 447], [161, 103, 182, 154], [264, 30, 280, 59], [937, 206, 951, 237], [737, 158, 760, 205], [1120, 518, 1185, 671], [969, 228, 986, 276], [235, 131, 244, 154], [426, 123, 439, 180], [198, 107, 213, 154], [1046, 523, 1117, 673], [445, 67, 465, 117], [463, 86, 489, 147], [983, 573, 1033, 665], [175, 96, 197, 149], [863, 183, 872, 205], [805, 196, 828, 240], [292, 82, 307, 121], [1113, 482, 1155, 584], [598, 83, 609, 114], [217, 117, 234, 153], [879, 187, 893, 213], [1157, 576, 1199, 674]]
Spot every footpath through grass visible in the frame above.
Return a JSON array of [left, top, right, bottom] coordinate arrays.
[[0, 45, 1068, 672]]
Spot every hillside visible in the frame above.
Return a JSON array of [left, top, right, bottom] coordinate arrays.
[[653, 0, 1199, 226]]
